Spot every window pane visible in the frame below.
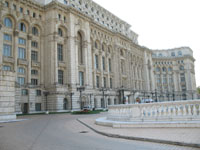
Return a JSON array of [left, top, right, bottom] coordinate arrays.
[[4, 18, 12, 28], [18, 47, 26, 59], [31, 79, 38, 85], [57, 44, 63, 61], [4, 34, 12, 41], [18, 38, 26, 45], [3, 44, 12, 57], [31, 51, 38, 61], [18, 77, 25, 85], [58, 70, 64, 84], [18, 67, 25, 74], [3, 65, 11, 71]]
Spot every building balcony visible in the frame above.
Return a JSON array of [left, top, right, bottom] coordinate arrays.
[[31, 61, 40, 68], [18, 59, 28, 66], [3, 56, 15, 64], [58, 61, 66, 68]]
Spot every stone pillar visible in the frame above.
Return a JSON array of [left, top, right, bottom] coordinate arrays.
[[27, 35, 32, 84], [0, 71, 16, 120], [13, 31, 19, 74], [0, 24, 3, 69]]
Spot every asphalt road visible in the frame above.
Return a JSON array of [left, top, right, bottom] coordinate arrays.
[[0, 114, 198, 150]]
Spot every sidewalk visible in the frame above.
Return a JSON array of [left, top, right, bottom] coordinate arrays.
[[77, 113, 200, 148]]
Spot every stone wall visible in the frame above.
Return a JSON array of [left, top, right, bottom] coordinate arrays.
[[0, 71, 16, 120]]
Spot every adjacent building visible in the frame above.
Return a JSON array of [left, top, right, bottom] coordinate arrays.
[[0, 0, 197, 115]]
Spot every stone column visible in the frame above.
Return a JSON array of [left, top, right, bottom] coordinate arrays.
[[0, 24, 3, 69], [27, 35, 32, 84], [13, 31, 19, 74]]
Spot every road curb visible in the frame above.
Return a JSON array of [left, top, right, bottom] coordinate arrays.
[[77, 119, 200, 148]]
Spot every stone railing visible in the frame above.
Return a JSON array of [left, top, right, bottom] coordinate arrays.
[[107, 100, 200, 122]]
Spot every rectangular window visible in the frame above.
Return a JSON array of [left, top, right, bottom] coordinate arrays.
[[110, 78, 112, 89], [3, 44, 12, 57], [21, 89, 28, 96], [18, 77, 25, 85], [35, 103, 41, 111], [31, 51, 38, 61], [103, 77, 106, 88], [36, 90, 41, 96], [13, 4, 16, 10], [3, 65, 11, 71], [31, 79, 38, 85], [31, 41, 38, 48], [20, 7, 23, 13], [109, 58, 112, 72], [27, 10, 30, 15], [57, 44, 63, 61], [18, 38, 26, 45], [18, 47, 26, 59], [18, 67, 25, 74], [96, 76, 99, 88], [102, 56, 105, 71], [180, 73, 185, 82], [79, 71, 84, 86], [4, 34, 12, 41], [58, 70, 64, 85], [95, 55, 99, 69], [5, 1, 9, 7], [31, 70, 38, 75], [33, 12, 36, 18]]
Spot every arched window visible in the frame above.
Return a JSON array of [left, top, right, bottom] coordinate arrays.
[[19, 22, 26, 32], [78, 32, 83, 64], [32, 27, 38, 36], [4, 17, 12, 28], [58, 28, 63, 37]]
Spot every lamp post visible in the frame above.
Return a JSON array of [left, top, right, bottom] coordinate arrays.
[[70, 92, 74, 110], [99, 87, 108, 108], [43, 91, 50, 113], [173, 90, 175, 101], [155, 89, 158, 102], [77, 86, 85, 109]]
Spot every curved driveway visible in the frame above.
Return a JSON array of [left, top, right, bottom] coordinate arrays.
[[0, 114, 198, 150]]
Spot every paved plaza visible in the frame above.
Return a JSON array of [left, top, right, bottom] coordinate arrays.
[[0, 113, 199, 150]]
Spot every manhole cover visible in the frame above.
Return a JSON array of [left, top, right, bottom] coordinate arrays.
[[80, 131, 89, 133]]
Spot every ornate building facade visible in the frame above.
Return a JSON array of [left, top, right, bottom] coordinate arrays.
[[0, 0, 197, 115]]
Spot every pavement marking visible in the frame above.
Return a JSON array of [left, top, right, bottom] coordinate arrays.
[[77, 118, 200, 149]]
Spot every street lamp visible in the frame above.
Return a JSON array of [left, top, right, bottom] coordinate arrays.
[[173, 90, 175, 101], [155, 89, 158, 102], [77, 86, 85, 110], [99, 87, 108, 108], [70, 92, 74, 110], [118, 86, 125, 104], [43, 91, 50, 113]]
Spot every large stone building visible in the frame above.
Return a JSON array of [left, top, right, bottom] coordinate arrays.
[[0, 0, 197, 116]]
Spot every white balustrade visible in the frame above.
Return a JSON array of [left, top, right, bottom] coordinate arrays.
[[107, 100, 200, 122]]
